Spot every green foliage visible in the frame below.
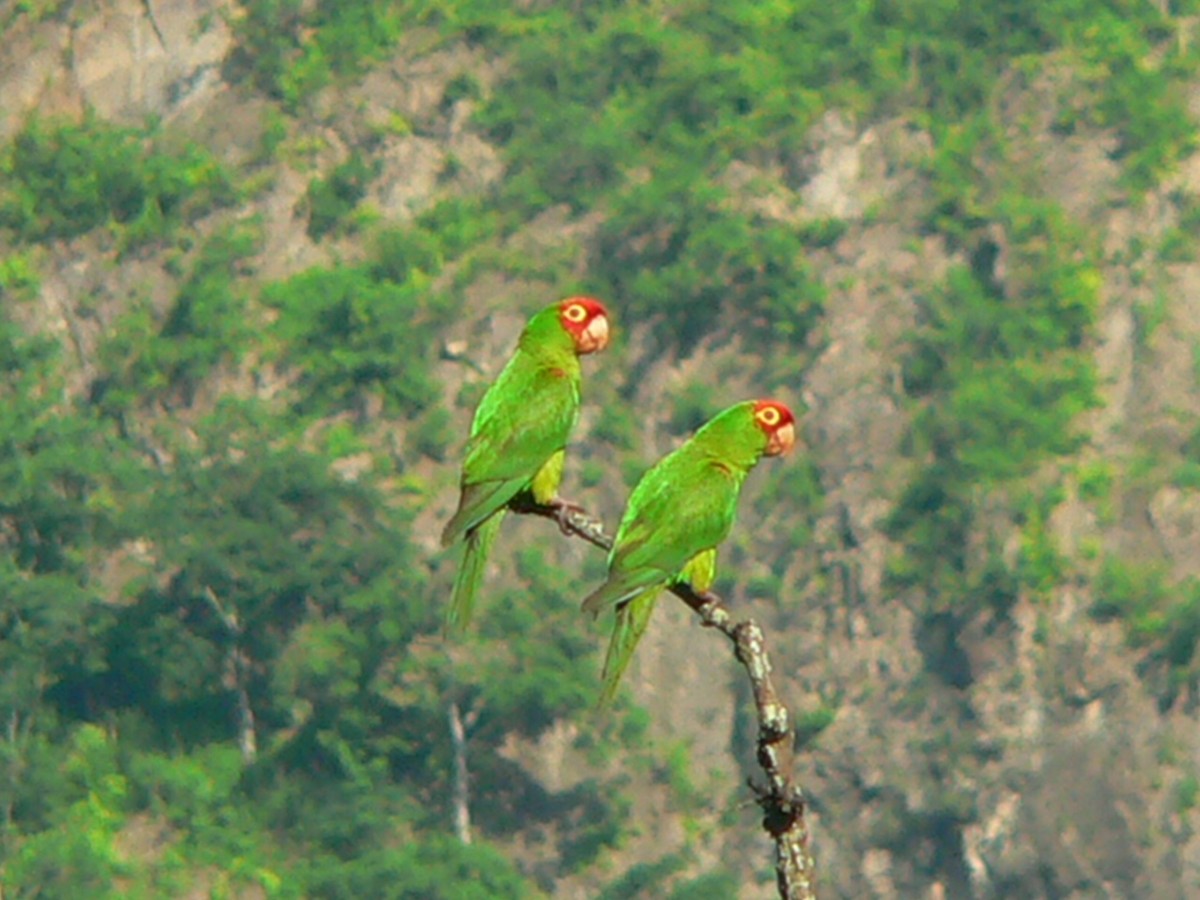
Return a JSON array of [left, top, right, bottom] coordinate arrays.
[[557, 779, 630, 871], [1073, 13, 1198, 191], [1092, 557, 1200, 702], [411, 196, 502, 260], [264, 262, 451, 417], [973, 548, 1021, 617], [474, 546, 610, 733], [596, 855, 737, 900], [93, 223, 260, 415], [1177, 773, 1200, 814], [902, 226, 1099, 479], [1015, 495, 1066, 597], [3, 726, 131, 899], [371, 223, 444, 282], [668, 381, 723, 436], [0, 316, 132, 573], [305, 152, 378, 239], [0, 114, 235, 245], [668, 870, 742, 900], [0, 313, 145, 873], [227, 0, 308, 104], [442, 72, 484, 109], [592, 174, 825, 354], [303, 837, 536, 899], [1077, 460, 1114, 502], [597, 854, 686, 900], [0, 250, 40, 301], [229, 0, 404, 108], [3, 0, 70, 30], [659, 741, 703, 812], [111, 413, 418, 732], [1176, 462, 1200, 491], [592, 400, 639, 452], [1091, 559, 1171, 636], [889, 197, 1100, 611], [463, 0, 1193, 227], [407, 406, 455, 461], [794, 703, 838, 750], [130, 744, 246, 841]]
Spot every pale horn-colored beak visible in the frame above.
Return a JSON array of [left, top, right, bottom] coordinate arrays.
[[766, 421, 796, 456], [578, 314, 609, 354]]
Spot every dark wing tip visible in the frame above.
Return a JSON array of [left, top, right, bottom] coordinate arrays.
[[581, 578, 643, 617], [580, 590, 602, 617], [440, 517, 461, 548]]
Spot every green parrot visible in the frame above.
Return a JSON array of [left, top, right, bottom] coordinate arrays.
[[442, 296, 611, 632], [581, 399, 796, 704]]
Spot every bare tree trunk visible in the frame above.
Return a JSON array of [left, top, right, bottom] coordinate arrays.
[[3, 709, 19, 832], [448, 701, 472, 844], [204, 588, 258, 764], [233, 645, 257, 764]]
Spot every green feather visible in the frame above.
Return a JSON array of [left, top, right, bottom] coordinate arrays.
[[530, 448, 565, 504], [446, 511, 505, 633], [680, 547, 717, 592], [598, 586, 660, 707]]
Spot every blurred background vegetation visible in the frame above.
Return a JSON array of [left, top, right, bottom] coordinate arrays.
[[2, 0, 1200, 896]]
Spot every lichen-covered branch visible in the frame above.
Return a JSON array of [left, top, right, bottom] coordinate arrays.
[[511, 497, 817, 900]]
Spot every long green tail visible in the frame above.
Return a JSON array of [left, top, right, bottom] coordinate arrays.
[[446, 511, 505, 633], [598, 587, 661, 707]]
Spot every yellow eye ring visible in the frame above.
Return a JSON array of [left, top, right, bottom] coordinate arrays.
[[757, 406, 781, 427], [563, 303, 588, 323]]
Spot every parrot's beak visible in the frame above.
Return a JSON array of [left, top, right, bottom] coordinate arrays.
[[578, 314, 610, 354], [766, 422, 795, 456]]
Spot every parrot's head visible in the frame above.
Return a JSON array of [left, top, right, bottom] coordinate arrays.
[[558, 297, 610, 355], [753, 400, 796, 457]]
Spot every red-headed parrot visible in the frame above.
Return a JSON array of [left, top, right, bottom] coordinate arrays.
[[442, 297, 610, 631], [581, 399, 796, 704]]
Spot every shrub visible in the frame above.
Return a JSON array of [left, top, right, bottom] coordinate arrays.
[[0, 115, 234, 244], [264, 263, 451, 416], [92, 223, 260, 414], [305, 152, 378, 239], [229, 0, 404, 108]]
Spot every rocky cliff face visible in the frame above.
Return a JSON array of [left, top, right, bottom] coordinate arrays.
[[3, 5, 1200, 898]]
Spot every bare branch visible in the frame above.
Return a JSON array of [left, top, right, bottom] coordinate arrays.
[[201, 585, 240, 636], [510, 497, 817, 900], [448, 701, 473, 845]]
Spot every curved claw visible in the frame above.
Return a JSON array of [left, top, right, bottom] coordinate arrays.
[[547, 497, 585, 535]]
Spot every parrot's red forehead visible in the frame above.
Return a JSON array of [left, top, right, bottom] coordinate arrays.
[[558, 296, 608, 321], [753, 399, 795, 428]]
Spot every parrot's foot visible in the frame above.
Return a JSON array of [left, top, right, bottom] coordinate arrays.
[[547, 497, 585, 535]]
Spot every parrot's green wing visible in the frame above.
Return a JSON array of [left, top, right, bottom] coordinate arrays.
[[579, 564, 668, 617], [441, 354, 580, 547]]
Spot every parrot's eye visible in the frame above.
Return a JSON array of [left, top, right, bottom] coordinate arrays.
[[563, 303, 588, 324], [756, 406, 781, 427]]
